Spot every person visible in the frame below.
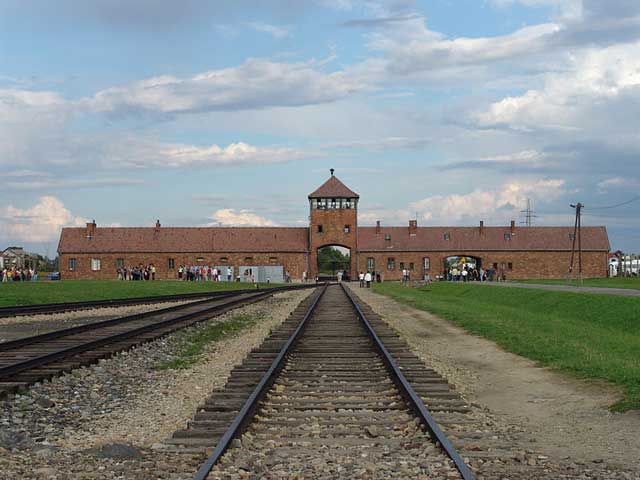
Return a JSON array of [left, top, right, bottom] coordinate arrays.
[[402, 268, 408, 284], [359, 271, 365, 288], [150, 264, 156, 281], [227, 266, 232, 282], [461, 268, 468, 282], [479, 267, 485, 282], [364, 271, 372, 288], [337, 270, 343, 282], [302, 271, 307, 283]]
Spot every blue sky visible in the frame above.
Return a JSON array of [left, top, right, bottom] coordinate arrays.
[[1, 0, 640, 256]]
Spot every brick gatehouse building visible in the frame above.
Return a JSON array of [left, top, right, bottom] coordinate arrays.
[[58, 172, 610, 281]]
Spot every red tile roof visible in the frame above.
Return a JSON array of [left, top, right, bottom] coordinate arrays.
[[357, 226, 610, 252], [308, 176, 359, 199], [58, 227, 310, 254]]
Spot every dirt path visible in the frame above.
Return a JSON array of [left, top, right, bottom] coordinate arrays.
[[355, 285, 640, 474]]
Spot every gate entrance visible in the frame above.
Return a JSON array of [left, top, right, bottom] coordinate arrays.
[[444, 255, 481, 281], [317, 245, 351, 281]]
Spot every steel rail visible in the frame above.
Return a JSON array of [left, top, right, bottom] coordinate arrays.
[[193, 284, 328, 480], [0, 285, 313, 352], [0, 291, 274, 380], [0, 285, 308, 318], [340, 284, 476, 480], [0, 294, 236, 352]]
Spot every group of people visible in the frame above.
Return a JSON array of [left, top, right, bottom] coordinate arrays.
[[177, 265, 233, 282], [445, 265, 502, 282], [357, 271, 374, 288], [1, 267, 38, 282], [117, 265, 156, 281]]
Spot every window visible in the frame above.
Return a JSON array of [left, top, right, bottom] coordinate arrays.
[[367, 257, 375, 272], [317, 225, 323, 233], [344, 225, 351, 234], [444, 233, 451, 241], [399, 262, 405, 270], [220, 257, 228, 264], [196, 257, 204, 262], [493, 262, 498, 269], [68, 258, 77, 271], [385, 234, 391, 241], [168, 258, 175, 269], [244, 256, 253, 263], [508, 262, 513, 270], [387, 258, 395, 270], [569, 233, 575, 240], [269, 257, 278, 264], [91, 258, 101, 271], [423, 257, 430, 271], [409, 262, 415, 271], [330, 198, 337, 209], [116, 258, 124, 268], [504, 233, 512, 241]]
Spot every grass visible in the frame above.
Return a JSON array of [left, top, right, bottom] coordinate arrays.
[[156, 313, 261, 370], [0, 280, 282, 307], [517, 277, 640, 290], [373, 282, 640, 411]]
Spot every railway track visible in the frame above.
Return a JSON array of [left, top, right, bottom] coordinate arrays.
[[169, 284, 475, 479], [0, 285, 313, 399], [0, 286, 301, 319]]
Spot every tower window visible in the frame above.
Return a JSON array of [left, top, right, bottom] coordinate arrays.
[[317, 225, 323, 233], [385, 234, 391, 241], [344, 225, 351, 234]]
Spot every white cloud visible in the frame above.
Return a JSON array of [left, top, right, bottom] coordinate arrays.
[[471, 42, 640, 131], [596, 177, 640, 193], [208, 209, 276, 226], [409, 179, 565, 224], [0, 196, 87, 243], [86, 58, 365, 115], [245, 21, 291, 38]]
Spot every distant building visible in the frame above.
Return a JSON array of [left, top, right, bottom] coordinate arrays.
[[58, 173, 611, 280], [1, 247, 41, 270]]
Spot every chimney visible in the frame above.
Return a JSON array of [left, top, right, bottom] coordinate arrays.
[[155, 219, 161, 228], [375, 220, 381, 234], [86, 220, 96, 239], [479, 220, 484, 235], [409, 219, 418, 236], [510, 220, 516, 234]]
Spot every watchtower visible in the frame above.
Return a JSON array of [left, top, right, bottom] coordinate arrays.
[[308, 169, 359, 279]]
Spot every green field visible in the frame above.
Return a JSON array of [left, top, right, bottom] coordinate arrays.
[[0, 280, 280, 307], [373, 282, 640, 411], [517, 277, 640, 290]]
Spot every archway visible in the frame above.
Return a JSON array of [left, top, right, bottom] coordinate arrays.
[[317, 245, 351, 281], [444, 255, 482, 281]]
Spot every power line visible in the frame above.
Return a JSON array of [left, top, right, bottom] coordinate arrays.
[[583, 195, 640, 211]]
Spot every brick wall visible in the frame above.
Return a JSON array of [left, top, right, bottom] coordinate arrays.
[[59, 252, 309, 281], [356, 250, 609, 280]]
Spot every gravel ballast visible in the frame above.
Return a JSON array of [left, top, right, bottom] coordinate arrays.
[[0, 289, 312, 480], [353, 284, 640, 480]]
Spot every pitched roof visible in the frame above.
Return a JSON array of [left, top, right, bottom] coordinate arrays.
[[358, 226, 610, 252], [58, 227, 309, 254], [308, 175, 359, 199]]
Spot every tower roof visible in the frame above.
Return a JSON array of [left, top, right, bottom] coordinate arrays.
[[308, 173, 359, 199]]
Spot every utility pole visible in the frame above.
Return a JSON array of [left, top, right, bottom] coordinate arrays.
[[568, 203, 583, 284]]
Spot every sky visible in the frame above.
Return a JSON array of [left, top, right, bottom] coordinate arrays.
[[1, 0, 639, 256]]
